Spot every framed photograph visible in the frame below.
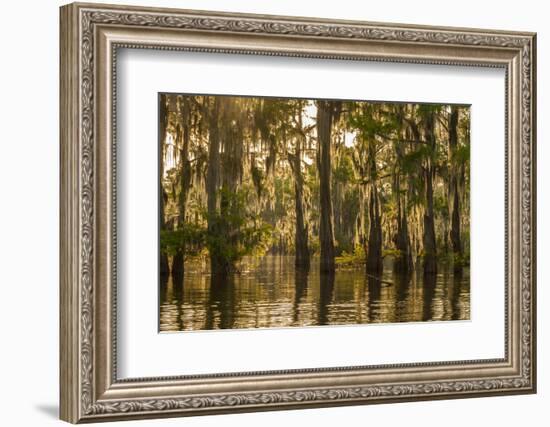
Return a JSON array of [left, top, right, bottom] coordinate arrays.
[[60, 2, 536, 423]]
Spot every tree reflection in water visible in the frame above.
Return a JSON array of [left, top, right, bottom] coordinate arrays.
[[159, 255, 470, 332]]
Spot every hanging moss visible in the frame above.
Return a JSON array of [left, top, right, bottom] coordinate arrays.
[[159, 94, 470, 280]]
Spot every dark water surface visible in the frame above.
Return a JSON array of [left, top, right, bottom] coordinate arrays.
[[159, 255, 470, 332]]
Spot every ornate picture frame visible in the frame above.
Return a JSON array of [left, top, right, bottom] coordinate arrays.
[[60, 2, 536, 423]]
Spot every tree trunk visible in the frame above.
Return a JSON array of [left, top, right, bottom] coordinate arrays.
[[294, 182, 310, 269], [393, 108, 413, 273], [289, 133, 310, 270], [172, 99, 192, 277], [365, 135, 383, 273], [423, 168, 437, 274], [366, 183, 383, 273], [316, 101, 336, 273], [205, 97, 224, 275], [448, 106, 462, 271], [159, 94, 170, 276], [393, 172, 412, 273], [218, 99, 244, 275], [423, 112, 437, 275]]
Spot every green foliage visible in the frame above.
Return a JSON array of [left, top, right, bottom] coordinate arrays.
[[417, 104, 444, 116], [382, 248, 403, 258], [206, 188, 273, 268], [438, 251, 470, 267], [308, 236, 321, 255], [335, 245, 366, 267], [333, 150, 355, 183], [160, 187, 273, 268], [160, 223, 206, 257], [433, 192, 449, 218], [454, 144, 470, 165], [347, 103, 398, 142], [454, 252, 470, 267]]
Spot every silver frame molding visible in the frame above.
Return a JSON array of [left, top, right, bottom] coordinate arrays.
[[60, 2, 537, 423]]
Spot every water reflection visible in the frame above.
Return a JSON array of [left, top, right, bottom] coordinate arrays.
[[159, 255, 470, 332]]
